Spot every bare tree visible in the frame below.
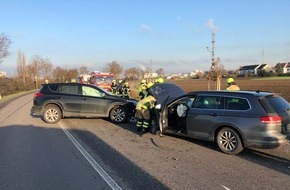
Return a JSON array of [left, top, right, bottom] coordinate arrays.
[[42, 61, 53, 79], [27, 54, 52, 78], [103, 61, 123, 77], [66, 68, 78, 81], [79, 66, 89, 75], [52, 66, 78, 82], [156, 68, 164, 77], [16, 49, 27, 84], [0, 33, 12, 63], [53, 66, 66, 82], [124, 67, 141, 80]]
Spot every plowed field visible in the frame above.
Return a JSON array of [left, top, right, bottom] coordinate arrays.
[[169, 78, 290, 102], [131, 77, 290, 102]]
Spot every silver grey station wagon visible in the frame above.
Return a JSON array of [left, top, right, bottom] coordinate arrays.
[[148, 83, 290, 155]]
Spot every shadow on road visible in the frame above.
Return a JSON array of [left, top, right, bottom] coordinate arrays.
[[116, 120, 290, 177], [0, 124, 169, 190]]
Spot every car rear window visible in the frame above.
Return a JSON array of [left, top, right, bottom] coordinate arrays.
[[261, 95, 290, 113]]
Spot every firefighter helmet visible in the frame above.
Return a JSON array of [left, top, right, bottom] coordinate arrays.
[[226, 78, 235, 84], [147, 82, 154, 88], [156, 77, 164, 83]]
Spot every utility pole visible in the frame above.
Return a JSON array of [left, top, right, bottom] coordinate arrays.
[[207, 31, 221, 90]]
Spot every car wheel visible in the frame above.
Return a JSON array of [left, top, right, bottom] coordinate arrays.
[[217, 127, 244, 155], [42, 105, 62, 124], [110, 106, 127, 123]]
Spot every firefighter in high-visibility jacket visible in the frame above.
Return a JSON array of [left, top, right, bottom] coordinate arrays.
[[226, 78, 240, 91], [110, 79, 118, 94], [135, 83, 156, 134], [120, 82, 131, 99]]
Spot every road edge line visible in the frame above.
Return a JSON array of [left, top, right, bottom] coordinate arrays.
[[58, 122, 122, 190]]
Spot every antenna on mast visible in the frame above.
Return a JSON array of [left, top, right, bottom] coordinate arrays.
[[207, 31, 221, 90]]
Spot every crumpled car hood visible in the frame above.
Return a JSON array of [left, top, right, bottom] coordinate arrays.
[[148, 82, 185, 108]]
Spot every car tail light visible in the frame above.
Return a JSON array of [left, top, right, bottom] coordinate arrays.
[[34, 92, 44, 98], [259, 116, 281, 124]]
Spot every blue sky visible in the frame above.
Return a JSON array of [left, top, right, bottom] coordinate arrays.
[[1, 0, 290, 76]]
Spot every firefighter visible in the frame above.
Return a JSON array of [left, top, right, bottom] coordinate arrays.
[[138, 83, 148, 100], [156, 77, 164, 83], [135, 82, 155, 134], [138, 79, 147, 92], [110, 79, 118, 94], [117, 79, 123, 95], [120, 82, 131, 99], [226, 78, 240, 91]]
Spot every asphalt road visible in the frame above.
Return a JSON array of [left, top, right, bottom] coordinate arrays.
[[0, 93, 167, 190], [1, 94, 290, 190]]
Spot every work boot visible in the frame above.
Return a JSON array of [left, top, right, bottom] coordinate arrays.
[[142, 128, 148, 134], [136, 127, 142, 132]]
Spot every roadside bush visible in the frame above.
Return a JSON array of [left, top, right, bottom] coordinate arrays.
[[0, 77, 35, 97], [277, 73, 290, 77]]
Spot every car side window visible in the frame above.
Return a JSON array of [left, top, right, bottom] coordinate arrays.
[[82, 86, 104, 97], [47, 84, 59, 92], [59, 85, 79, 95], [227, 97, 250, 110], [195, 96, 222, 109]]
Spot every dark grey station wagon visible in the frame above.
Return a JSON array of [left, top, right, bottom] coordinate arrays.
[[149, 83, 290, 155]]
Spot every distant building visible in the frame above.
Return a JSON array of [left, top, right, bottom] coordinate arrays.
[[144, 72, 158, 79], [238, 64, 273, 76], [0, 71, 7, 77], [190, 69, 203, 77], [274, 62, 290, 74]]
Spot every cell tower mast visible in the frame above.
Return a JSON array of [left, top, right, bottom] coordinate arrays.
[[208, 31, 221, 90], [211, 32, 215, 71]]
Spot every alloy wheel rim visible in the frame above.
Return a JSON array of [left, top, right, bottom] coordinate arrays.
[[219, 131, 237, 151], [46, 109, 58, 122], [112, 108, 125, 122]]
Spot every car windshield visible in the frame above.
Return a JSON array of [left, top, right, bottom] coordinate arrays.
[[94, 76, 113, 84]]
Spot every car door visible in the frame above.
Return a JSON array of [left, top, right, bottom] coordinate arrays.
[[80, 85, 112, 117], [57, 84, 82, 117], [159, 95, 195, 133], [186, 95, 224, 140]]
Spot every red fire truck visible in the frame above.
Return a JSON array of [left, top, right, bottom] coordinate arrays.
[[88, 71, 114, 92]]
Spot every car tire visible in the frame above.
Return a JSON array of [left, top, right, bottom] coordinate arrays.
[[110, 106, 127, 123], [217, 127, 244, 155], [42, 104, 62, 124]]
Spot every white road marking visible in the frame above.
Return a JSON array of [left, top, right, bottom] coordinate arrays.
[[58, 122, 122, 190], [221, 185, 232, 190]]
